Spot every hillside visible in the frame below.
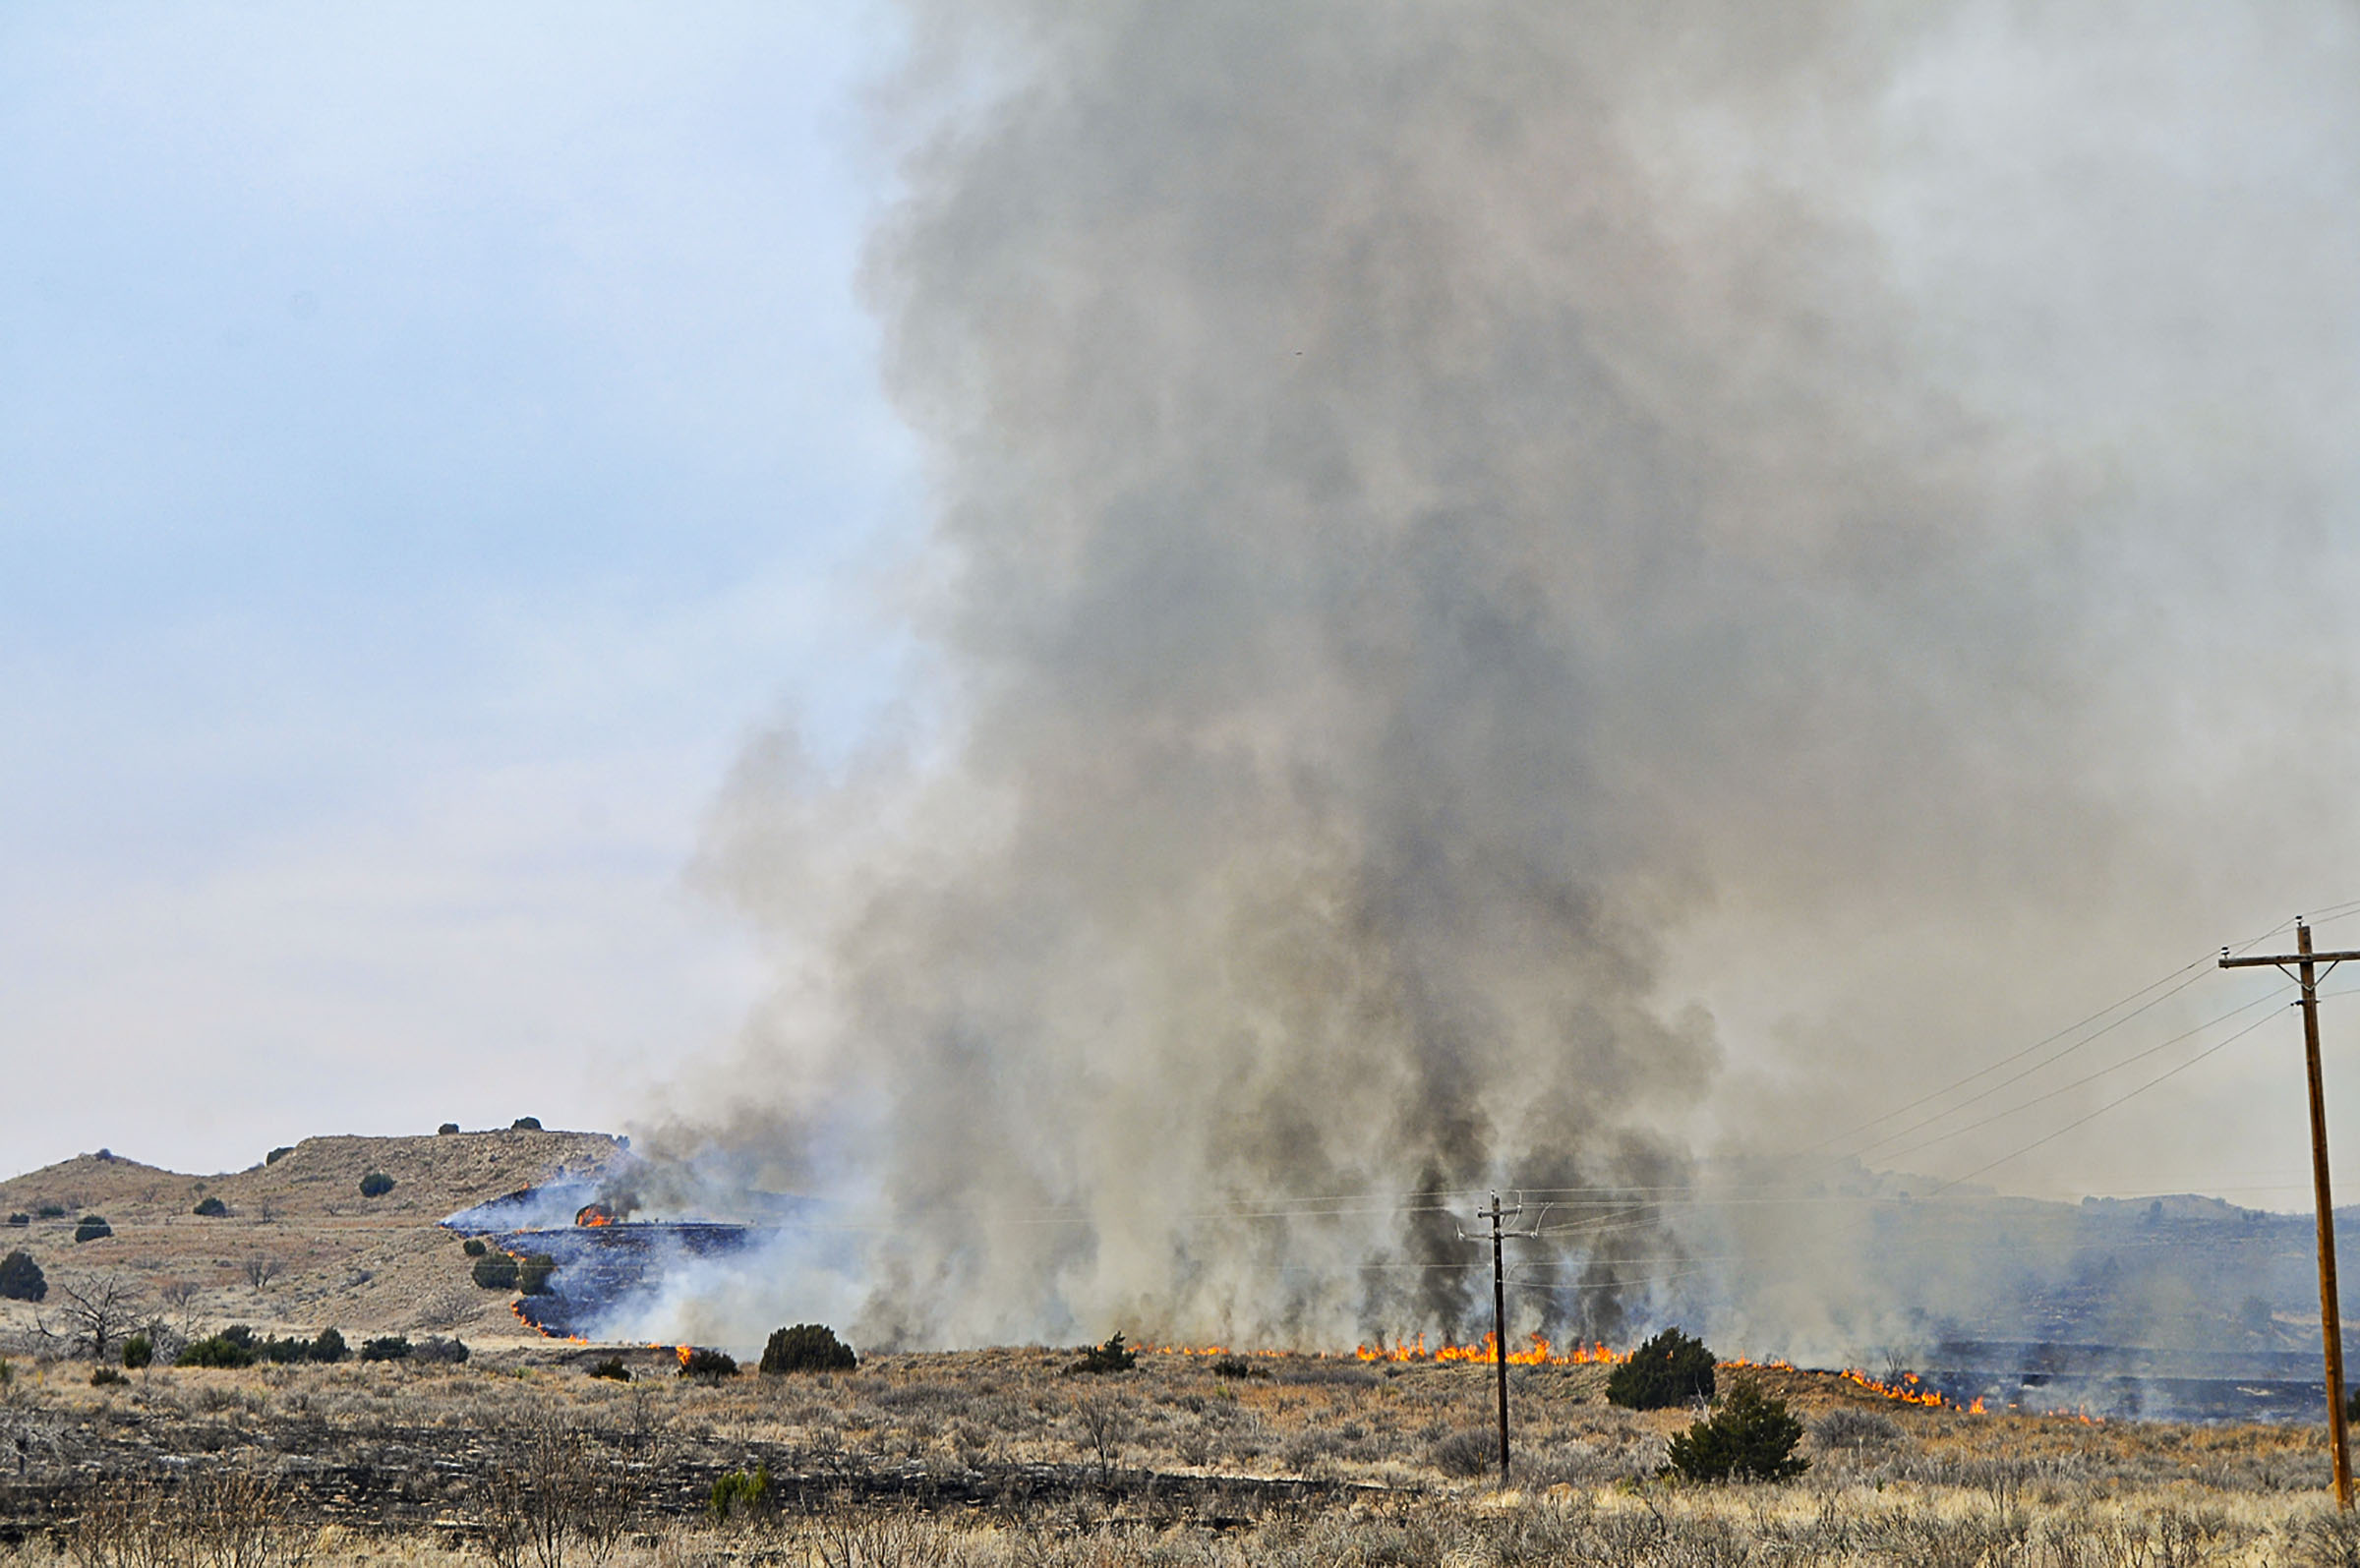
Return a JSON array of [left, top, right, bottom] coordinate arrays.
[[0, 1128, 625, 1350]]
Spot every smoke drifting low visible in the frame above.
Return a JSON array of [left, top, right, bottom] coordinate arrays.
[[642, 3, 2360, 1354]]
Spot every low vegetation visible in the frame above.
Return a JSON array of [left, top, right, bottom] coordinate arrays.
[[72, 1214, 112, 1244], [1607, 1324, 1717, 1409], [1068, 1331, 1139, 1374], [0, 1342, 2355, 1565], [1664, 1372, 1809, 1481], [0, 1249, 44, 1302], [358, 1171, 395, 1198], [191, 1195, 228, 1217], [678, 1347, 738, 1378], [759, 1322, 858, 1373]]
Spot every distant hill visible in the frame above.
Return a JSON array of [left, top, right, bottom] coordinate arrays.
[[0, 1129, 626, 1348]]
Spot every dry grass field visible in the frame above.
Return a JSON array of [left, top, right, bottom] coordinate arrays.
[[5, 1340, 2360, 1566], [8, 1135, 2359, 1564]]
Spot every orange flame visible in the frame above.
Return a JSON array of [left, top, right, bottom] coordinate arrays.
[[574, 1203, 618, 1227], [1355, 1331, 1628, 1365], [1838, 1367, 1986, 1414], [1144, 1333, 1627, 1366], [676, 1344, 694, 1368]]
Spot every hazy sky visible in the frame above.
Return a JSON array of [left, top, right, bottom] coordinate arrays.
[[7, 3, 2360, 1230], [0, 5, 915, 1173]]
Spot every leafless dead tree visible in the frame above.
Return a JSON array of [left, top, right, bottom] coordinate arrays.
[[241, 1255, 283, 1291], [481, 1408, 629, 1568], [157, 1278, 205, 1337], [0, 1381, 63, 1478], [1071, 1395, 1136, 1487], [70, 1471, 307, 1568], [44, 1273, 142, 1362]]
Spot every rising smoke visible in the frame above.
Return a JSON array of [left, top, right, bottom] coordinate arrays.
[[637, 2, 2360, 1356]]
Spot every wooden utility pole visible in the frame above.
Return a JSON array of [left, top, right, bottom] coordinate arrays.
[[1485, 1191, 1511, 1481], [2223, 919, 2360, 1509], [1465, 1191, 1542, 1485]]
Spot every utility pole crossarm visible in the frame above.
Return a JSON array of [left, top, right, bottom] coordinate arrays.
[[2221, 950, 2360, 967]]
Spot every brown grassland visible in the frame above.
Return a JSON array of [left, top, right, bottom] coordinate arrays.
[[8, 1132, 2360, 1564], [6, 1346, 2360, 1567]]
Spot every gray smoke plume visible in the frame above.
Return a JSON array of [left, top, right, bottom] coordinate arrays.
[[639, 2, 2360, 1357]]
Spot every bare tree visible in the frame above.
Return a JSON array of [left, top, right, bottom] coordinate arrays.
[[242, 1254, 284, 1291], [0, 1379, 63, 1478], [481, 1408, 630, 1568], [44, 1273, 142, 1362], [1071, 1394, 1135, 1486], [158, 1278, 205, 1338]]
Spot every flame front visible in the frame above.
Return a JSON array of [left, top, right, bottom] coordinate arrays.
[[1357, 1332, 1627, 1365], [1838, 1367, 1987, 1414], [1146, 1333, 1625, 1366]]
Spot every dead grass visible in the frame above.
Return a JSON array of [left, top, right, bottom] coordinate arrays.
[[4, 1345, 2359, 1564]]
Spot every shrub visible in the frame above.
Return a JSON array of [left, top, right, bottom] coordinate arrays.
[[678, 1347, 738, 1379], [220, 1324, 259, 1349], [471, 1253, 520, 1290], [358, 1172, 395, 1198], [312, 1327, 347, 1364], [589, 1356, 630, 1381], [0, 1249, 46, 1302], [35, 1204, 65, 1218], [73, 1215, 112, 1243], [1666, 1376, 1809, 1482], [192, 1196, 229, 1217], [260, 1334, 315, 1364], [1210, 1356, 1270, 1380], [462, 1238, 489, 1257], [511, 1117, 542, 1131], [1431, 1429, 1497, 1478], [1607, 1326, 1716, 1410], [438, 1123, 460, 1134], [266, 1146, 293, 1164], [410, 1336, 469, 1364], [516, 1253, 558, 1295], [90, 1366, 127, 1387], [1811, 1407, 1901, 1450], [360, 1336, 412, 1363], [759, 1322, 858, 1374], [176, 1335, 258, 1368], [1068, 1333, 1138, 1374], [709, 1465, 769, 1521], [5, 1213, 26, 1227], [121, 1334, 153, 1369]]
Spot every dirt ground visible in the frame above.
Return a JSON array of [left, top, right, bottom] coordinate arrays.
[[0, 1130, 623, 1352]]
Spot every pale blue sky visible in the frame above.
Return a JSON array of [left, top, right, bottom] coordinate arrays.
[[0, 5, 916, 1172]]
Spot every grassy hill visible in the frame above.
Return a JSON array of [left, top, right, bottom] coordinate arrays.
[[0, 1128, 624, 1350]]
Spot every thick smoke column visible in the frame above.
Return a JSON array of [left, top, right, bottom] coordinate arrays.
[[648, 3, 2360, 1353]]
